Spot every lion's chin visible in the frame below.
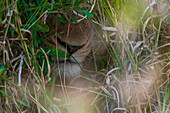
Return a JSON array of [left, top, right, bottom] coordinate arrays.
[[54, 60, 82, 78]]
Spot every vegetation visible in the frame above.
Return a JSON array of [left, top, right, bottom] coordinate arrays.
[[0, 0, 169, 113]]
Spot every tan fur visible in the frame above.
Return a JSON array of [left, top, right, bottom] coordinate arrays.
[[49, 19, 100, 78]]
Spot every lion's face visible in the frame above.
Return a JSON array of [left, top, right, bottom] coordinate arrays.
[[50, 20, 94, 78]]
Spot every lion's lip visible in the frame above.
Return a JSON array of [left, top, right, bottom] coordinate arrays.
[[58, 57, 75, 64], [58, 57, 69, 62], [57, 37, 85, 55]]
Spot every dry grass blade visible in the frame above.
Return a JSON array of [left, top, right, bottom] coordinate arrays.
[[0, 0, 169, 112], [40, 48, 51, 78]]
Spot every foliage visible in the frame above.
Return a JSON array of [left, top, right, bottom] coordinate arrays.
[[0, 0, 169, 112], [0, 0, 94, 112]]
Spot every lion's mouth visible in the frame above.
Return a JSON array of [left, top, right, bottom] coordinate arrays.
[[57, 37, 85, 55], [58, 57, 80, 65]]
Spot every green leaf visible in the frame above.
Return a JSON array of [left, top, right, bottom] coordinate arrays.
[[74, 0, 84, 6], [164, 87, 170, 104], [57, 48, 69, 58], [35, 20, 49, 32], [17, 99, 31, 108], [38, 46, 69, 58], [57, 17, 68, 23], [40, 0, 48, 16], [66, 0, 72, 4], [67, 14, 77, 23], [77, 10, 93, 18], [0, 90, 8, 96], [51, 0, 54, 10], [0, 64, 7, 75], [0, 0, 5, 24]]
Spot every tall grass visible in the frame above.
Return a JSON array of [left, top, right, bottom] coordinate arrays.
[[0, 0, 169, 113], [0, 0, 94, 112], [95, 0, 170, 112]]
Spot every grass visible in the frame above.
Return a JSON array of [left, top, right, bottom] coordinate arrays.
[[0, 0, 170, 113]]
